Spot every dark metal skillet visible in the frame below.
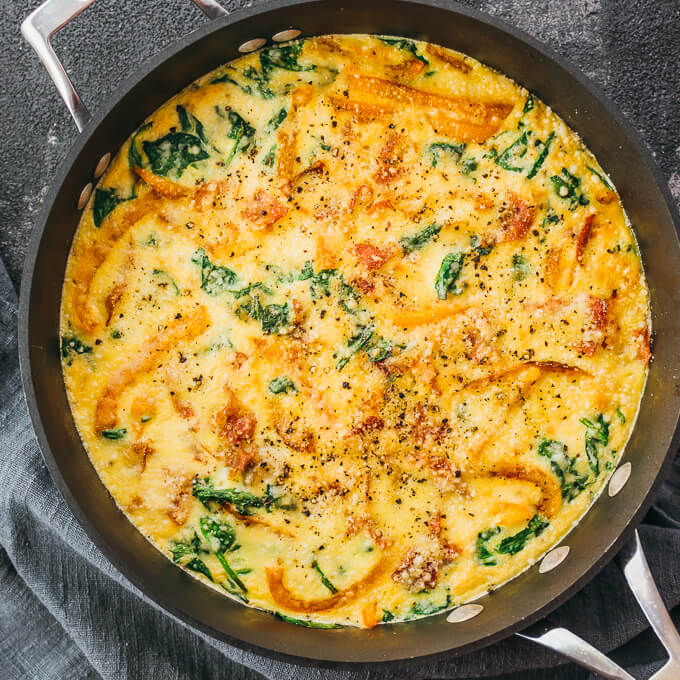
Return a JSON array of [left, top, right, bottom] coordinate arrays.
[[18, 0, 680, 675]]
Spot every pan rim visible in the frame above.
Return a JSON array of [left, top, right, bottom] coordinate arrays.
[[17, 0, 680, 666]]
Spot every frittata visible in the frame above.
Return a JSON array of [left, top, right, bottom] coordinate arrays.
[[60, 35, 650, 628]]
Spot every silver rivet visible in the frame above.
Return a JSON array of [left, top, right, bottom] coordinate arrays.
[[608, 462, 632, 497], [272, 29, 301, 42], [77, 183, 93, 210], [539, 545, 570, 573], [238, 38, 267, 53], [94, 152, 111, 178], [446, 603, 483, 623]]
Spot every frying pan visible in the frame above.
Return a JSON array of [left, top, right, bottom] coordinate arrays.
[[18, 0, 680, 673]]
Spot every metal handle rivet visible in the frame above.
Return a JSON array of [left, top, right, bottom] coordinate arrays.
[[272, 29, 301, 42], [77, 182, 93, 210], [94, 152, 111, 179], [539, 545, 570, 573], [238, 38, 267, 53], [608, 462, 632, 497], [446, 603, 483, 623]]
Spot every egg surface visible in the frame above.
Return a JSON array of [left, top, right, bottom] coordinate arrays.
[[61, 35, 650, 628]]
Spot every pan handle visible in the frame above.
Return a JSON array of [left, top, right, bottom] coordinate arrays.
[[20, 0, 227, 132], [518, 529, 680, 679], [516, 624, 636, 680], [617, 529, 680, 667]]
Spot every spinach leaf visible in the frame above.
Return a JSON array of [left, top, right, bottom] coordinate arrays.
[[298, 260, 315, 281], [266, 107, 288, 132], [523, 94, 535, 113], [379, 37, 429, 65], [460, 156, 478, 176], [366, 337, 401, 363], [435, 251, 465, 299], [496, 515, 548, 555], [537, 438, 589, 501], [308, 268, 337, 297], [225, 111, 256, 165], [581, 413, 610, 475], [276, 614, 342, 629], [260, 42, 315, 75], [511, 253, 530, 281], [177, 104, 191, 131], [263, 484, 297, 511], [399, 223, 442, 254], [470, 234, 493, 257], [174, 105, 207, 143], [152, 268, 180, 296], [382, 610, 395, 622], [428, 141, 465, 167], [221, 583, 249, 603], [101, 428, 126, 440], [526, 131, 555, 179], [496, 131, 529, 172], [541, 208, 560, 231], [410, 594, 451, 617], [616, 408, 626, 424], [235, 295, 263, 324], [61, 335, 92, 363], [128, 121, 152, 168], [581, 414, 610, 445], [215, 552, 247, 592], [186, 557, 213, 581], [92, 188, 132, 228], [587, 165, 614, 191], [236, 297, 291, 335], [210, 69, 255, 96], [551, 168, 589, 210], [269, 376, 297, 394], [476, 527, 500, 566], [232, 282, 272, 299], [262, 302, 291, 334], [312, 559, 338, 594], [262, 145, 276, 167], [142, 132, 209, 177], [192, 248, 238, 296], [336, 324, 375, 370], [199, 516, 236, 553], [304, 266, 359, 312], [242, 66, 275, 99], [193, 478, 265, 515], [171, 533, 201, 563]]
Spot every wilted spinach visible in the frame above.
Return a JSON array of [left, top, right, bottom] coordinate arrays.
[[428, 141, 465, 167], [269, 376, 297, 394], [193, 478, 265, 516], [435, 251, 465, 299], [61, 335, 92, 365], [581, 413, 610, 476], [379, 37, 429, 65], [496, 515, 549, 555], [537, 438, 589, 502], [192, 248, 239, 296], [399, 223, 442, 254], [551, 167, 589, 210], [92, 187, 134, 228]]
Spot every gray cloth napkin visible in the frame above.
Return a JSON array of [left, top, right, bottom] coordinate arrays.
[[2, 0, 680, 678]]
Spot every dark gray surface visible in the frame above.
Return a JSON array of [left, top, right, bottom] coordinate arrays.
[[1, 0, 679, 291]]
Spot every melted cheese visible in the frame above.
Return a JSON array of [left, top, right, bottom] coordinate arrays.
[[60, 35, 650, 628]]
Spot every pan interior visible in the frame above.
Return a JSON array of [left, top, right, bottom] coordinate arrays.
[[20, 0, 680, 664]]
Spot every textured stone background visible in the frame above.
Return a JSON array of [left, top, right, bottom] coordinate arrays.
[[1, 0, 679, 290]]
